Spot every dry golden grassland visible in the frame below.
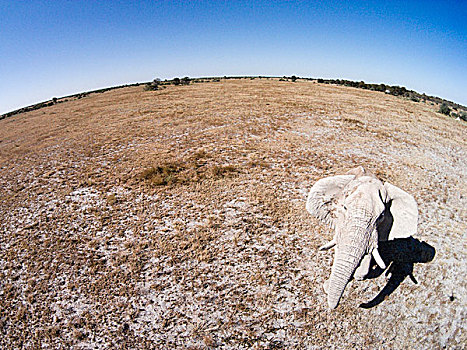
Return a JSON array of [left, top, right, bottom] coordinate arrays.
[[0, 79, 465, 349]]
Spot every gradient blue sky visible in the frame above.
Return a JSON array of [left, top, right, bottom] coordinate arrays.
[[1, 0, 466, 114]]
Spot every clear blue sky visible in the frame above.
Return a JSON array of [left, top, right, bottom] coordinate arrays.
[[1, 0, 466, 114]]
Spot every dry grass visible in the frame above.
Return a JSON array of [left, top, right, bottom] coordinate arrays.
[[0, 78, 465, 349]]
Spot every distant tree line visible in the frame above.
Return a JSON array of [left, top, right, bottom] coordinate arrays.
[[1, 82, 145, 120], [313, 78, 466, 120], [145, 77, 191, 90], [2, 76, 465, 121]]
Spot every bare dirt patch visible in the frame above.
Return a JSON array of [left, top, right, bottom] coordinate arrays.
[[0, 79, 465, 349]]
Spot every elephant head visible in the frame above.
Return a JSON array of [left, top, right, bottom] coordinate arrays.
[[306, 166, 418, 309]]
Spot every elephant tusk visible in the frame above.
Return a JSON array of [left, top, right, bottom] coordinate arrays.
[[319, 239, 336, 251], [372, 248, 386, 269]]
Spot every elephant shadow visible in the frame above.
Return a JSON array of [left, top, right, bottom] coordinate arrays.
[[359, 237, 436, 309]]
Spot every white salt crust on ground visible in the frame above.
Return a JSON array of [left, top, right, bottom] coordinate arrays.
[[0, 80, 465, 349]]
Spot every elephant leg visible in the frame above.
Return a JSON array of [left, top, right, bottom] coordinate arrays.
[[354, 254, 372, 280]]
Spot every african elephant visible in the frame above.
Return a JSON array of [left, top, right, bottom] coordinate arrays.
[[306, 166, 418, 309]]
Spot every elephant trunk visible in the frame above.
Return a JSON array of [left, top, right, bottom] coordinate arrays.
[[327, 227, 369, 309]]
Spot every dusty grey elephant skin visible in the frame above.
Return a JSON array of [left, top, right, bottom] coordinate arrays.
[[306, 166, 419, 309]]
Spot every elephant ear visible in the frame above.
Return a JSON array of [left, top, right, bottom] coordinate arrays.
[[384, 182, 418, 239], [306, 175, 355, 228]]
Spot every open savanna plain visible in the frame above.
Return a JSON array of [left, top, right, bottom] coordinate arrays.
[[0, 79, 465, 349]]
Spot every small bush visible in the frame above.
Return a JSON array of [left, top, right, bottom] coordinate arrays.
[[211, 165, 236, 177], [145, 79, 160, 91], [438, 103, 451, 116], [140, 163, 185, 186], [192, 150, 208, 161], [139, 157, 238, 187]]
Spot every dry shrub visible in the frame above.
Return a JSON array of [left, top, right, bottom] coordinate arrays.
[[139, 162, 185, 186], [192, 149, 209, 161], [343, 117, 364, 127], [211, 165, 236, 177], [247, 159, 269, 168], [139, 157, 237, 186]]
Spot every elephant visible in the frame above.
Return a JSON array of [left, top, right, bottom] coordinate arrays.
[[306, 166, 418, 309]]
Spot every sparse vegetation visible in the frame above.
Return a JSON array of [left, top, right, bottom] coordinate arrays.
[[451, 111, 467, 121], [438, 102, 451, 116], [0, 78, 465, 348], [139, 162, 186, 186], [0, 82, 145, 119], [139, 158, 237, 187], [145, 78, 161, 91], [211, 164, 236, 177], [2, 76, 465, 121], [313, 78, 465, 115]]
